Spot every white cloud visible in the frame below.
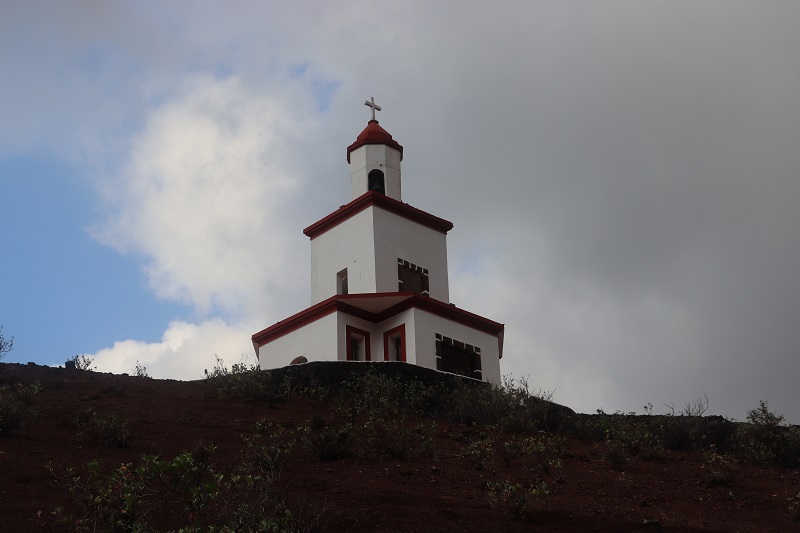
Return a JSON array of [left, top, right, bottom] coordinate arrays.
[[90, 319, 257, 380], [87, 76, 318, 376], [92, 76, 307, 316]]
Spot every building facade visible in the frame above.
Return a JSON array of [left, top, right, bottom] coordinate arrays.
[[252, 105, 503, 383]]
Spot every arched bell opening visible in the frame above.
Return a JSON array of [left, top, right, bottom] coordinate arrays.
[[368, 169, 385, 195]]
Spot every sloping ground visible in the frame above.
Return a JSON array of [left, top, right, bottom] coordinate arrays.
[[1, 362, 799, 532]]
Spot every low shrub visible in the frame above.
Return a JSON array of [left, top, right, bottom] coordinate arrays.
[[736, 400, 800, 466], [499, 437, 524, 467], [204, 355, 277, 403], [362, 415, 436, 461], [242, 420, 296, 480], [789, 491, 800, 522], [0, 381, 41, 437], [0, 326, 13, 360], [601, 437, 628, 472], [299, 420, 354, 461], [588, 410, 662, 459], [49, 447, 315, 532], [705, 445, 736, 486], [133, 360, 150, 378], [460, 433, 494, 470], [75, 411, 131, 449], [66, 355, 95, 371], [523, 433, 567, 481], [486, 480, 549, 521]]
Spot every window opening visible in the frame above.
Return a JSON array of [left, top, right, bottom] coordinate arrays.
[[368, 169, 385, 194], [398, 259, 429, 295], [336, 268, 348, 295], [435, 333, 481, 380], [383, 324, 406, 362], [346, 325, 371, 361]]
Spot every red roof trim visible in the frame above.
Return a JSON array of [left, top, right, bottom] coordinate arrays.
[[252, 292, 504, 353], [374, 296, 504, 337], [251, 296, 340, 347], [346, 120, 404, 163], [303, 191, 454, 239]]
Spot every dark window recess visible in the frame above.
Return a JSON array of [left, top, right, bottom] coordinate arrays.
[[435, 334, 482, 380], [337, 268, 348, 295], [398, 259, 429, 295], [392, 337, 402, 361], [346, 325, 370, 361], [368, 169, 385, 194], [383, 324, 406, 362]]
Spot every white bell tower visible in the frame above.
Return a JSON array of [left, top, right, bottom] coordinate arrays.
[[346, 97, 404, 201], [253, 98, 504, 384]]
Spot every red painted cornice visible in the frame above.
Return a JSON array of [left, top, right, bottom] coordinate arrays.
[[303, 191, 453, 239], [252, 292, 504, 355]]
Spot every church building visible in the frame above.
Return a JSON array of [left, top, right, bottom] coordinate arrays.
[[252, 99, 504, 384]]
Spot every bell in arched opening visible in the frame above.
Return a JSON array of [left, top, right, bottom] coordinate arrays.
[[368, 169, 385, 195]]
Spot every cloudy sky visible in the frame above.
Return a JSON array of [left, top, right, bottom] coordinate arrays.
[[2, 1, 799, 423]]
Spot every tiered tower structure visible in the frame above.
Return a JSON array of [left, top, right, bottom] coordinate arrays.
[[252, 99, 503, 383]]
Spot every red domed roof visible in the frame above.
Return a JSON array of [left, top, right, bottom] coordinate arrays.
[[346, 120, 404, 163]]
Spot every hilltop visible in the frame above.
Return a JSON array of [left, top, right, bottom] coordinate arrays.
[[1, 361, 798, 532]]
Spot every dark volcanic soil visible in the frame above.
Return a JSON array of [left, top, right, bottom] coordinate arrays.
[[1, 363, 798, 532]]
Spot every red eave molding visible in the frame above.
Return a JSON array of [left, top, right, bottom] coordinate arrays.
[[252, 292, 504, 354], [303, 191, 453, 239]]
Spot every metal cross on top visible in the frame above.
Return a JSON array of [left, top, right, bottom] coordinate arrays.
[[364, 97, 381, 121]]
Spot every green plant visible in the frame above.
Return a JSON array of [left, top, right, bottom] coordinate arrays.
[[499, 437, 523, 467], [0, 382, 41, 437], [664, 394, 709, 417], [14, 381, 43, 404], [204, 355, 275, 403], [362, 415, 436, 461], [51, 452, 223, 531], [737, 400, 800, 465], [443, 375, 556, 433], [788, 491, 800, 522], [242, 420, 296, 481], [133, 360, 150, 378], [299, 420, 353, 461], [523, 434, 567, 481], [0, 388, 24, 436], [590, 411, 662, 457], [460, 434, 494, 470], [705, 445, 735, 486], [441, 378, 562, 470], [67, 355, 96, 371], [486, 480, 549, 521], [0, 326, 13, 360], [76, 411, 131, 449], [601, 437, 628, 472], [49, 446, 314, 532], [333, 372, 438, 424]]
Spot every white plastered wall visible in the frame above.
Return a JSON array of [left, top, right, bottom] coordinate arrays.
[[336, 309, 415, 362], [310, 209, 376, 304], [257, 312, 338, 368], [410, 309, 502, 385], [258, 307, 500, 383], [372, 208, 450, 302], [310, 206, 450, 304], [349, 144, 402, 201], [336, 308, 500, 383]]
